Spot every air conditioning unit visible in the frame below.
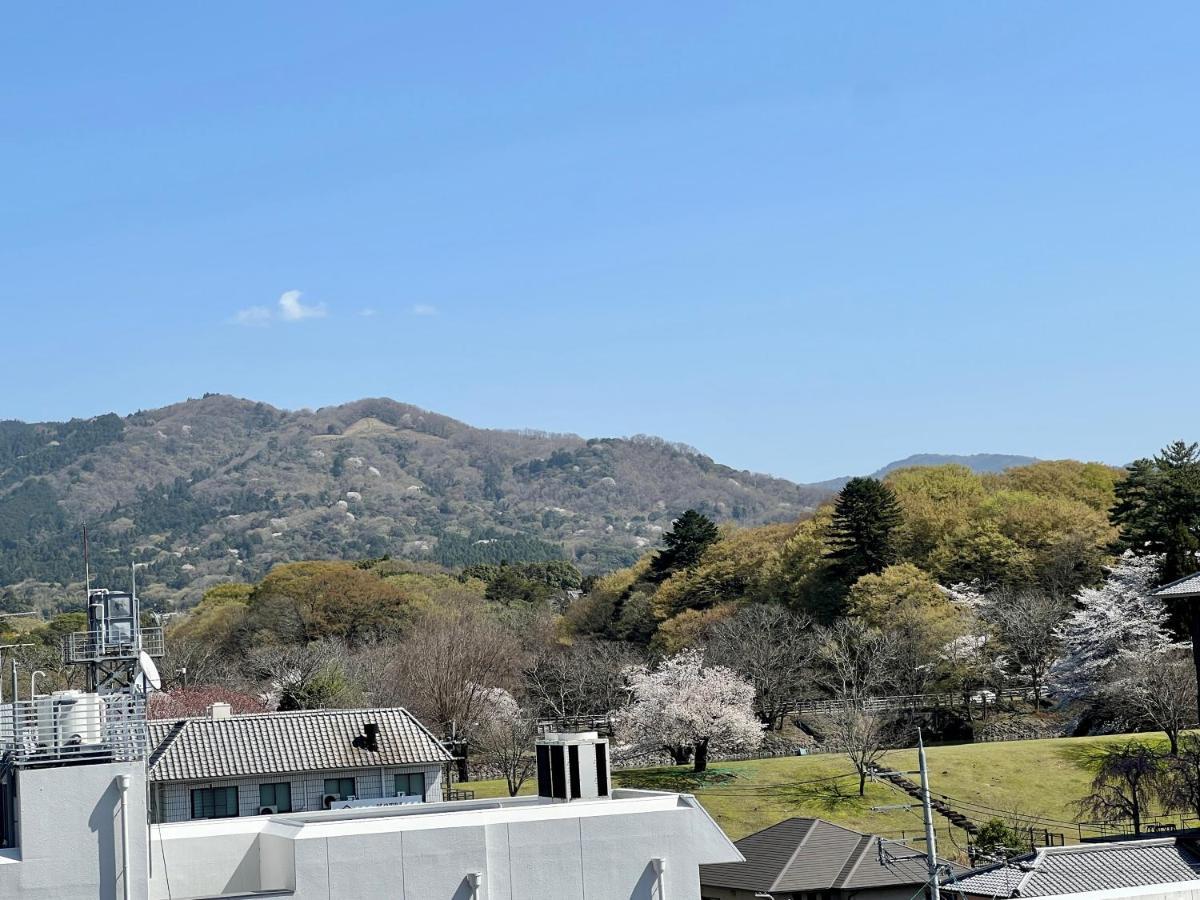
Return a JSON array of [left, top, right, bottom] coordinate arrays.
[[258, 805, 278, 815], [322, 794, 339, 810]]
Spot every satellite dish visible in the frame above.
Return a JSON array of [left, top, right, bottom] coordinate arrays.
[[137, 651, 162, 692]]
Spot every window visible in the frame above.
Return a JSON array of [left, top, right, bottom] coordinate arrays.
[[394, 772, 426, 800], [191, 786, 238, 819], [259, 782, 292, 813], [324, 777, 356, 800]]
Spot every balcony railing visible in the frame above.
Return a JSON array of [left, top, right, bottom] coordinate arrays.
[[63, 626, 165, 664], [0, 693, 148, 767]]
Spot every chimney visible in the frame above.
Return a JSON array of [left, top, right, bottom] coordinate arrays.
[[208, 702, 232, 720], [354, 722, 381, 752]]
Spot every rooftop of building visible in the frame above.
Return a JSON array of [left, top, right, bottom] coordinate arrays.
[[946, 837, 1200, 897], [1153, 570, 1200, 598], [146, 705, 452, 782], [700, 817, 962, 893]]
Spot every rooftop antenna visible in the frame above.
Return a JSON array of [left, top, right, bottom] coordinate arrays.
[[83, 525, 91, 601]]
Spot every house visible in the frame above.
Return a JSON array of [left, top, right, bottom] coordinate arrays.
[[945, 838, 1200, 899], [146, 702, 453, 822], [700, 817, 960, 900]]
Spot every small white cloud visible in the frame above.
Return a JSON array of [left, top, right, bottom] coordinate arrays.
[[232, 305, 272, 326], [278, 290, 327, 321], [358, 308, 377, 317], [411, 304, 438, 316]]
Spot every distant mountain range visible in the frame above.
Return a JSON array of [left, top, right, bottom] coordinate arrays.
[[0, 395, 1036, 610], [810, 452, 1040, 492]]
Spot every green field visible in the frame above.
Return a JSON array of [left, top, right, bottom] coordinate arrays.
[[465, 734, 1169, 856]]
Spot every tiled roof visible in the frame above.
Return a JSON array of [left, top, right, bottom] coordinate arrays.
[[147, 707, 452, 782], [700, 818, 960, 892], [1154, 572, 1200, 598], [947, 839, 1200, 897]]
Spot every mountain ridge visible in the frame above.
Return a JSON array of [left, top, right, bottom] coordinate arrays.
[[0, 395, 1038, 611]]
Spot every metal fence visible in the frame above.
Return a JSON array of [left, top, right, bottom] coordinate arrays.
[[0, 693, 148, 766], [63, 627, 165, 665]]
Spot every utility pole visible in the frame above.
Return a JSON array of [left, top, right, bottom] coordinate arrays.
[[918, 728, 941, 900]]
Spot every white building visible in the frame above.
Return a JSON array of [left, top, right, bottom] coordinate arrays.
[[147, 703, 451, 821], [0, 706, 742, 899]]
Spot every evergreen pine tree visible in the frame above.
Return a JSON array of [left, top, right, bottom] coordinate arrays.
[[649, 509, 720, 582], [827, 477, 902, 583], [1113, 441, 1200, 584]]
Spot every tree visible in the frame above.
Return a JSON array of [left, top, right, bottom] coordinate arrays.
[[523, 639, 639, 719], [649, 510, 720, 582], [813, 620, 899, 794], [375, 602, 524, 780], [1112, 441, 1200, 585], [472, 688, 539, 797], [983, 589, 1069, 706], [1051, 554, 1172, 702], [1159, 733, 1200, 821], [849, 565, 968, 697], [826, 478, 902, 584], [825, 705, 895, 796], [814, 618, 899, 702], [1116, 646, 1197, 756], [705, 604, 814, 729], [1076, 741, 1163, 836], [245, 640, 362, 710], [615, 650, 762, 773], [1112, 441, 1200, 715]]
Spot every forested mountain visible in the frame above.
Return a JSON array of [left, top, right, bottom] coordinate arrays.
[[0, 395, 835, 611]]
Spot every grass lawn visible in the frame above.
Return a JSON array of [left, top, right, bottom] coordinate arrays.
[[464, 733, 1168, 857]]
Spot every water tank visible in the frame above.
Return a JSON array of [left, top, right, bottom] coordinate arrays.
[[37, 691, 103, 749], [535, 732, 611, 802]]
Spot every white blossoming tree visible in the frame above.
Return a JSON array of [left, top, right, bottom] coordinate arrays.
[[1051, 553, 1173, 702], [615, 649, 762, 772]]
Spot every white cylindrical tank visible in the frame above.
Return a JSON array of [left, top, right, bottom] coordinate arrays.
[[54, 691, 103, 747]]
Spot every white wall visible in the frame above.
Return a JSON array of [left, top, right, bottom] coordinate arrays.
[[148, 791, 743, 900], [0, 762, 148, 900]]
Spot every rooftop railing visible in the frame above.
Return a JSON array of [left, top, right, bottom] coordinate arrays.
[[63, 626, 164, 664], [0, 692, 148, 767]]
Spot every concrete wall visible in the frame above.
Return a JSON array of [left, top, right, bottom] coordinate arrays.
[[151, 763, 443, 822], [148, 791, 742, 900], [0, 761, 148, 900]]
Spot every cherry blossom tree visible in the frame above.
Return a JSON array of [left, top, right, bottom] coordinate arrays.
[[1051, 553, 1172, 702], [615, 649, 762, 772]]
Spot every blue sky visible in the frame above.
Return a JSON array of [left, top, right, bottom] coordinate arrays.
[[2, 3, 1197, 482]]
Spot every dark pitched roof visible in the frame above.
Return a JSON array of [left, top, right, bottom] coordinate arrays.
[[1154, 571, 1200, 598], [700, 818, 956, 893], [146, 706, 452, 782], [947, 839, 1200, 897]]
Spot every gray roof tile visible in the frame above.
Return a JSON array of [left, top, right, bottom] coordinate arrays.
[[700, 818, 959, 893], [1154, 572, 1200, 597], [147, 707, 452, 782], [948, 839, 1200, 897]]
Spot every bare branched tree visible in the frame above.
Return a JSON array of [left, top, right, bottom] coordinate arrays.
[[984, 590, 1069, 706], [814, 619, 898, 702], [823, 705, 895, 796], [244, 639, 361, 710], [472, 689, 540, 796], [1118, 646, 1198, 756], [705, 604, 813, 729], [523, 639, 639, 720], [377, 602, 524, 779], [813, 620, 900, 795]]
